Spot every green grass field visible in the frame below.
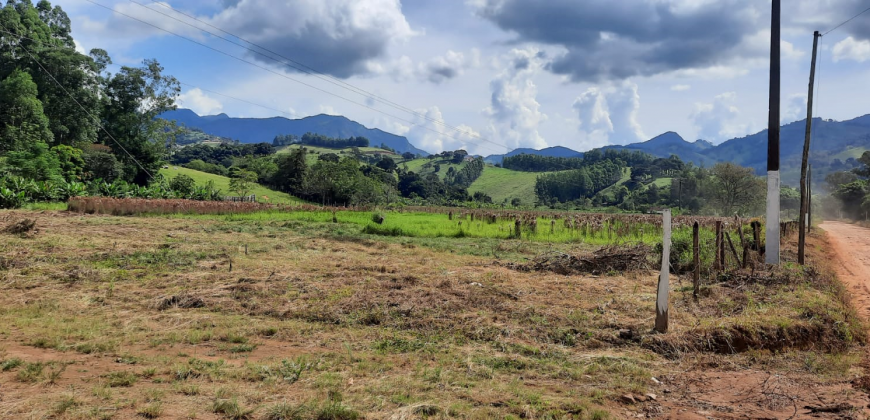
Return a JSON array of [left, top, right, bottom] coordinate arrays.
[[159, 167, 304, 204], [181, 209, 669, 245], [468, 166, 541, 205], [653, 177, 673, 188]]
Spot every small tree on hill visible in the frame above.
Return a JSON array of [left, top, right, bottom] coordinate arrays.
[[229, 169, 257, 197]]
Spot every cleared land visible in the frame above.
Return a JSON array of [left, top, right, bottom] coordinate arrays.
[[160, 167, 303, 204], [0, 207, 867, 419], [468, 167, 541, 205]]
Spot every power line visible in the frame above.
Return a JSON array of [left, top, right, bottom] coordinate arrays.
[[0, 23, 155, 180], [125, 0, 512, 155], [82, 0, 510, 156], [823, 4, 870, 35]]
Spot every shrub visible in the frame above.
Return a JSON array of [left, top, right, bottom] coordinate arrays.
[[170, 174, 196, 197], [371, 212, 385, 224]]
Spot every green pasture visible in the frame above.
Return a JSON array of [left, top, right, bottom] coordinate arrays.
[[179, 209, 679, 245], [468, 166, 541, 205], [159, 167, 304, 204]]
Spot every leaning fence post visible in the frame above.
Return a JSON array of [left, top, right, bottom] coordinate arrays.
[[693, 222, 700, 299], [655, 209, 672, 333]]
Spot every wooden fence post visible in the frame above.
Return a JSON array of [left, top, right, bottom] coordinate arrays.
[[725, 233, 741, 269], [693, 222, 700, 299], [655, 209, 672, 333], [715, 221, 723, 271]]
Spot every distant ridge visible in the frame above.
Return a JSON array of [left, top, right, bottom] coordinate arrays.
[[484, 146, 583, 165], [160, 109, 429, 156]]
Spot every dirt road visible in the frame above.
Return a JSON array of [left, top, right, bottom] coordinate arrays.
[[820, 221, 870, 319]]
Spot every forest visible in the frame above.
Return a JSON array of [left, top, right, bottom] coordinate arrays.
[[272, 132, 370, 148]]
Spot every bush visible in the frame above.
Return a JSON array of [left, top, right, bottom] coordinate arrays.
[[371, 212, 385, 224], [169, 174, 196, 197]]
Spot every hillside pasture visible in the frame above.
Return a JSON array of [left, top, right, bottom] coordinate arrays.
[[159, 167, 303, 204], [468, 166, 542, 205]]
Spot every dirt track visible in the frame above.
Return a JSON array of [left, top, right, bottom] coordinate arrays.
[[820, 221, 870, 319]]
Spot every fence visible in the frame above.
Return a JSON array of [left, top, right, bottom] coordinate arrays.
[[224, 195, 256, 203]]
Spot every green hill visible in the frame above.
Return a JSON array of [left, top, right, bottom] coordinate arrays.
[[468, 166, 541, 205], [160, 167, 303, 204]]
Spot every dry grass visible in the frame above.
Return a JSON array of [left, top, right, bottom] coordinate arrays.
[[0, 210, 863, 419]]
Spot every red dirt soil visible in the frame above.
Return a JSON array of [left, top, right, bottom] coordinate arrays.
[[820, 221, 870, 320]]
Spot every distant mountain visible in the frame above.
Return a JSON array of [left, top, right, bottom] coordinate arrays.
[[484, 146, 583, 165], [160, 109, 429, 156], [595, 115, 870, 187], [602, 132, 712, 166]]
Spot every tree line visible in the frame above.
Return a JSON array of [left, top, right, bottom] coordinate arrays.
[[0, 0, 195, 207], [503, 149, 653, 172], [272, 132, 370, 148]]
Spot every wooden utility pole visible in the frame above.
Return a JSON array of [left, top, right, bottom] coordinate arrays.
[[693, 222, 700, 299], [798, 31, 820, 265], [766, 0, 782, 265], [808, 164, 813, 233], [655, 209, 672, 333]]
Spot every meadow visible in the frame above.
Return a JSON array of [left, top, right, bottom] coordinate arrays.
[[0, 204, 865, 419], [159, 167, 303, 204]]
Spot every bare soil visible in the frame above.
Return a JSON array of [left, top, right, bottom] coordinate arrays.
[[820, 221, 870, 319]]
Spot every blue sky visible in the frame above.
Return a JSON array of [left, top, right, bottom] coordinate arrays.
[[59, 0, 870, 155]]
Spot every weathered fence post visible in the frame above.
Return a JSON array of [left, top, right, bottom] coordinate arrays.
[[714, 221, 723, 271], [725, 233, 741, 269], [655, 209, 672, 333], [693, 222, 700, 300]]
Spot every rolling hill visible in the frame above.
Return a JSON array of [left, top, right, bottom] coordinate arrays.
[[160, 166, 303, 204], [161, 109, 428, 156], [483, 146, 583, 165]]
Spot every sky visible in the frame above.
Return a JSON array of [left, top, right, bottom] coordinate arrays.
[[57, 0, 870, 156]]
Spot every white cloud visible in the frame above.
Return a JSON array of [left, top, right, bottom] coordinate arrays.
[[319, 105, 338, 115], [833, 37, 870, 62], [783, 93, 808, 124], [405, 106, 485, 154], [74, 40, 86, 54], [690, 92, 751, 142], [572, 81, 646, 148], [671, 84, 691, 91], [176, 88, 223, 115], [483, 48, 548, 151]]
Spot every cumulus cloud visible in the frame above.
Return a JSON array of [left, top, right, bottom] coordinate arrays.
[[833, 37, 870, 62], [473, 0, 763, 82], [573, 81, 647, 148], [783, 93, 808, 124], [472, 0, 867, 82], [75, 2, 205, 46], [404, 107, 485, 154], [690, 92, 751, 142], [671, 84, 691, 91], [483, 48, 548, 151], [207, 0, 414, 78], [376, 49, 480, 84], [176, 88, 223, 115]]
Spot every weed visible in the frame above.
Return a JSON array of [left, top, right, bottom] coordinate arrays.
[[16, 362, 44, 383], [212, 398, 253, 420], [46, 362, 67, 385], [262, 402, 306, 420], [53, 394, 79, 416], [104, 371, 138, 387], [175, 383, 200, 396], [138, 402, 164, 419], [1, 357, 23, 371], [228, 343, 257, 353], [246, 357, 311, 384]]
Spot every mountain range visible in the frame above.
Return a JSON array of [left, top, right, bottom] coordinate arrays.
[[161, 109, 429, 156], [163, 109, 870, 188]]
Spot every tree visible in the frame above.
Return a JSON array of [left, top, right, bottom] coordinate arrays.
[[101, 59, 180, 184], [272, 148, 308, 194], [854, 151, 870, 178], [826, 171, 859, 190], [82, 148, 123, 182], [170, 174, 196, 197], [229, 170, 257, 197], [0, 69, 61, 181], [401, 152, 415, 160], [1, 1, 102, 147], [708, 163, 765, 216], [376, 156, 397, 172]]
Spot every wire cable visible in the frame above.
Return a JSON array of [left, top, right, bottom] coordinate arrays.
[[138, 0, 489, 144], [82, 0, 510, 156], [0, 23, 155, 180], [823, 4, 870, 35]]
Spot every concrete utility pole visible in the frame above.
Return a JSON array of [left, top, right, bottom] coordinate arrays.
[[766, 0, 782, 265], [655, 209, 672, 333], [798, 31, 820, 265]]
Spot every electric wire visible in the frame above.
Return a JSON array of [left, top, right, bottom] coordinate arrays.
[[823, 4, 870, 35]]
